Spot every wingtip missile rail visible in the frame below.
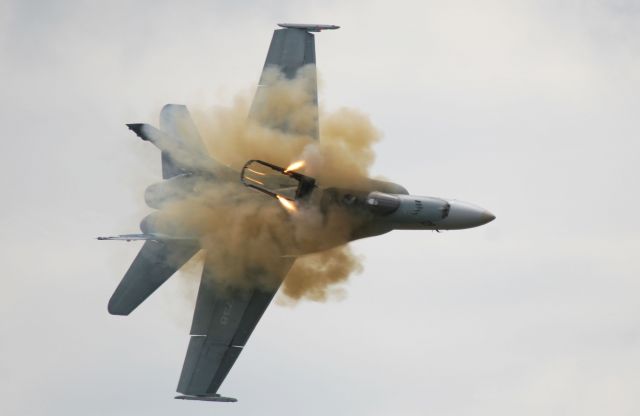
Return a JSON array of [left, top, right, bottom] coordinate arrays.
[[277, 23, 340, 32], [175, 394, 238, 403]]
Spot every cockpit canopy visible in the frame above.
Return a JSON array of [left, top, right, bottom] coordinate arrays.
[[241, 159, 316, 201]]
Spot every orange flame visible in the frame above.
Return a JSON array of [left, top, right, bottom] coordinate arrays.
[[277, 195, 297, 213], [284, 160, 305, 173]]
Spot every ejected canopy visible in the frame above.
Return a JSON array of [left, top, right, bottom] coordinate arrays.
[[241, 160, 316, 201]]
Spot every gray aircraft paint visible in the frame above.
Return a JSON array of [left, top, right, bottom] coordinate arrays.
[[102, 23, 494, 402]]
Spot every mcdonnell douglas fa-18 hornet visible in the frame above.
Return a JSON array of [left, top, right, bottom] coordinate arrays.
[[101, 23, 495, 403]]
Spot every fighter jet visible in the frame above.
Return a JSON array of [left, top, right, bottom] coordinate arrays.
[[101, 23, 495, 403]]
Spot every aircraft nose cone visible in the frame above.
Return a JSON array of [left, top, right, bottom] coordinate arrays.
[[440, 200, 496, 230], [483, 211, 496, 223]]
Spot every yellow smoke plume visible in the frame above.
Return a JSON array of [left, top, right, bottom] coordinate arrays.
[[155, 65, 380, 302]]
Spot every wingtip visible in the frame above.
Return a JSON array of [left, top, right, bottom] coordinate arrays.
[[107, 296, 132, 316], [174, 394, 238, 403], [277, 23, 340, 32]]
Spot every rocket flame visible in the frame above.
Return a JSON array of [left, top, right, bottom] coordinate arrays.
[[284, 160, 305, 173], [276, 195, 297, 213]]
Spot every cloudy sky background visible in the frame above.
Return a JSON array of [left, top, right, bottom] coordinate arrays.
[[1, 0, 639, 415]]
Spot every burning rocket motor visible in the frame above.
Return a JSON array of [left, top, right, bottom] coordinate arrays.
[[240, 159, 495, 232]]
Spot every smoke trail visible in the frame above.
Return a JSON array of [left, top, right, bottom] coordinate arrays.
[[152, 66, 380, 302], [281, 245, 364, 302]]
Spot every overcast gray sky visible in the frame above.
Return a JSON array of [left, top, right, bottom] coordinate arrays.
[[1, 1, 639, 415]]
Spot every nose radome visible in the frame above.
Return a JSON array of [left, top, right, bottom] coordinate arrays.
[[485, 211, 496, 222], [440, 200, 495, 230]]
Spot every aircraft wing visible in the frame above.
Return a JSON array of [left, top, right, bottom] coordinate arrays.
[[174, 24, 332, 401], [175, 255, 294, 401], [250, 24, 320, 140]]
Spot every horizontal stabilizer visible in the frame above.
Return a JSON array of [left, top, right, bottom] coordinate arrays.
[[108, 240, 200, 315]]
